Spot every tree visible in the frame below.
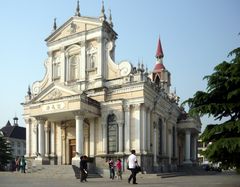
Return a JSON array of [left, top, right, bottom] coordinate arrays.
[[183, 47, 240, 172], [0, 132, 13, 170]]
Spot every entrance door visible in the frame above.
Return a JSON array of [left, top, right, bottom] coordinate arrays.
[[69, 139, 76, 164]]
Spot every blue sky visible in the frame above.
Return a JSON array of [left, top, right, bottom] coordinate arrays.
[[0, 0, 239, 131]]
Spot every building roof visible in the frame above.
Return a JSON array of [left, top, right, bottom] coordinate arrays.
[[0, 121, 26, 140]]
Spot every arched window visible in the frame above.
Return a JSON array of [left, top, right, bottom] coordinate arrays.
[[155, 75, 161, 85], [68, 55, 79, 81], [107, 113, 118, 154], [158, 118, 163, 155]]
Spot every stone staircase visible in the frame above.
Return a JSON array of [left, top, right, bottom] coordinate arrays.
[[157, 165, 217, 178], [26, 165, 102, 179]]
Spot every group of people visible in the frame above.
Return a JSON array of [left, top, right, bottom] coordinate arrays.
[[108, 158, 123, 180], [108, 149, 140, 184], [14, 156, 26, 173], [79, 149, 140, 184]]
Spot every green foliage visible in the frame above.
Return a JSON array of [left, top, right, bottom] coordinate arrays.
[[0, 133, 13, 170], [183, 47, 240, 172]]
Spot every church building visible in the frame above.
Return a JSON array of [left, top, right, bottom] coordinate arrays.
[[22, 1, 201, 174]]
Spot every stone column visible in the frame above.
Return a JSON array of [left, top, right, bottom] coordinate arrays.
[[102, 123, 107, 154], [89, 118, 95, 157], [24, 118, 31, 157], [153, 123, 157, 166], [118, 122, 124, 153], [44, 122, 50, 157], [32, 123, 38, 157], [50, 122, 56, 156], [168, 127, 172, 164], [37, 118, 45, 158], [75, 114, 84, 157], [192, 135, 197, 162], [147, 109, 151, 152], [141, 105, 147, 153], [133, 104, 141, 153], [184, 130, 192, 164], [162, 119, 167, 155], [80, 41, 86, 81], [124, 104, 130, 153]]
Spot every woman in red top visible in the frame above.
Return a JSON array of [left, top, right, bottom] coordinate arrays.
[[116, 159, 122, 180]]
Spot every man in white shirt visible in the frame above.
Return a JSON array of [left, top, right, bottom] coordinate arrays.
[[127, 150, 138, 184]]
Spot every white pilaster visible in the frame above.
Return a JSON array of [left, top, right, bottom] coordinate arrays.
[[89, 118, 95, 157], [147, 109, 151, 152], [133, 104, 141, 153], [124, 104, 130, 153], [50, 122, 56, 156], [153, 124, 157, 166], [118, 122, 124, 153], [184, 130, 192, 164], [80, 41, 86, 81], [32, 123, 38, 157], [44, 122, 50, 157], [60, 47, 65, 82], [141, 105, 147, 153], [102, 123, 107, 154], [162, 119, 167, 155], [24, 118, 31, 157], [75, 114, 84, 157], [168, 128, 172, 164], [38, 119, 45, 158]]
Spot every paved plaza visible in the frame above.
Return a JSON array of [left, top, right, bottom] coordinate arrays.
[[0, 171, 239, 187]]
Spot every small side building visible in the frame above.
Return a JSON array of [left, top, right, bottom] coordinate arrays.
[[0, 117, 26, 158]]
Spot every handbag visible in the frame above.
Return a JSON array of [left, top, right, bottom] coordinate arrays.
[[136, 165, 141, 173]]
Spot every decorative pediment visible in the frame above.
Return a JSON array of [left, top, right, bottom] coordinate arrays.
[[45, 17, 102, 43], [33, 84, 78, 103]]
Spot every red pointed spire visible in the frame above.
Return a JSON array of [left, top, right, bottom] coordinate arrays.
[[153, 37, 165, 72], [156, 37, 164, 59]]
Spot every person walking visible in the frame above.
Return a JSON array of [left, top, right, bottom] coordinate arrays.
[[116, 159, 122, 180], [127, 150, 138, 184], [15, 156, 20, 172], [108, 158, 115, 180], [80, 155, 88, 182], [20, 156, 26, 173]]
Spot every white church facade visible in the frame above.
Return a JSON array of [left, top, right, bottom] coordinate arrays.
[[22, 1, 201, 174]]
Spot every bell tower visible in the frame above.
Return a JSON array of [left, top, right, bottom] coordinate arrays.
[[152, 38, 171, 93]]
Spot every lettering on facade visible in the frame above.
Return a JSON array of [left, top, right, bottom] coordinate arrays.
[[43, 102, 65, 112]]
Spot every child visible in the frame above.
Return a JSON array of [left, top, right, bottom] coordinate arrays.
[[116, 159, 122, 180]]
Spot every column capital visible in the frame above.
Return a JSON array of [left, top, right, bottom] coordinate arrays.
[[36, 117, 46, 124], [74, 110, 85, 119], [118, 122, 124, 127], [132, 103, 141, 110], [123, 104, 130, 112], [24, 118, 32, 124]]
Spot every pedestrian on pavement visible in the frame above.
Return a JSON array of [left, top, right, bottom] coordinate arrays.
[[116, 158, 122, 180], [15, 156, 20, 172], [20, 156, 26, 173], [80, 155, 88, 182], [108, 158, 115, 180], [127, 150, 138, 184]]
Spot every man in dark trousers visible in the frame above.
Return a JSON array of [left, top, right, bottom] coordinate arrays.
[[80, 155, 88, 182], [127, 150, 138, 184]]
